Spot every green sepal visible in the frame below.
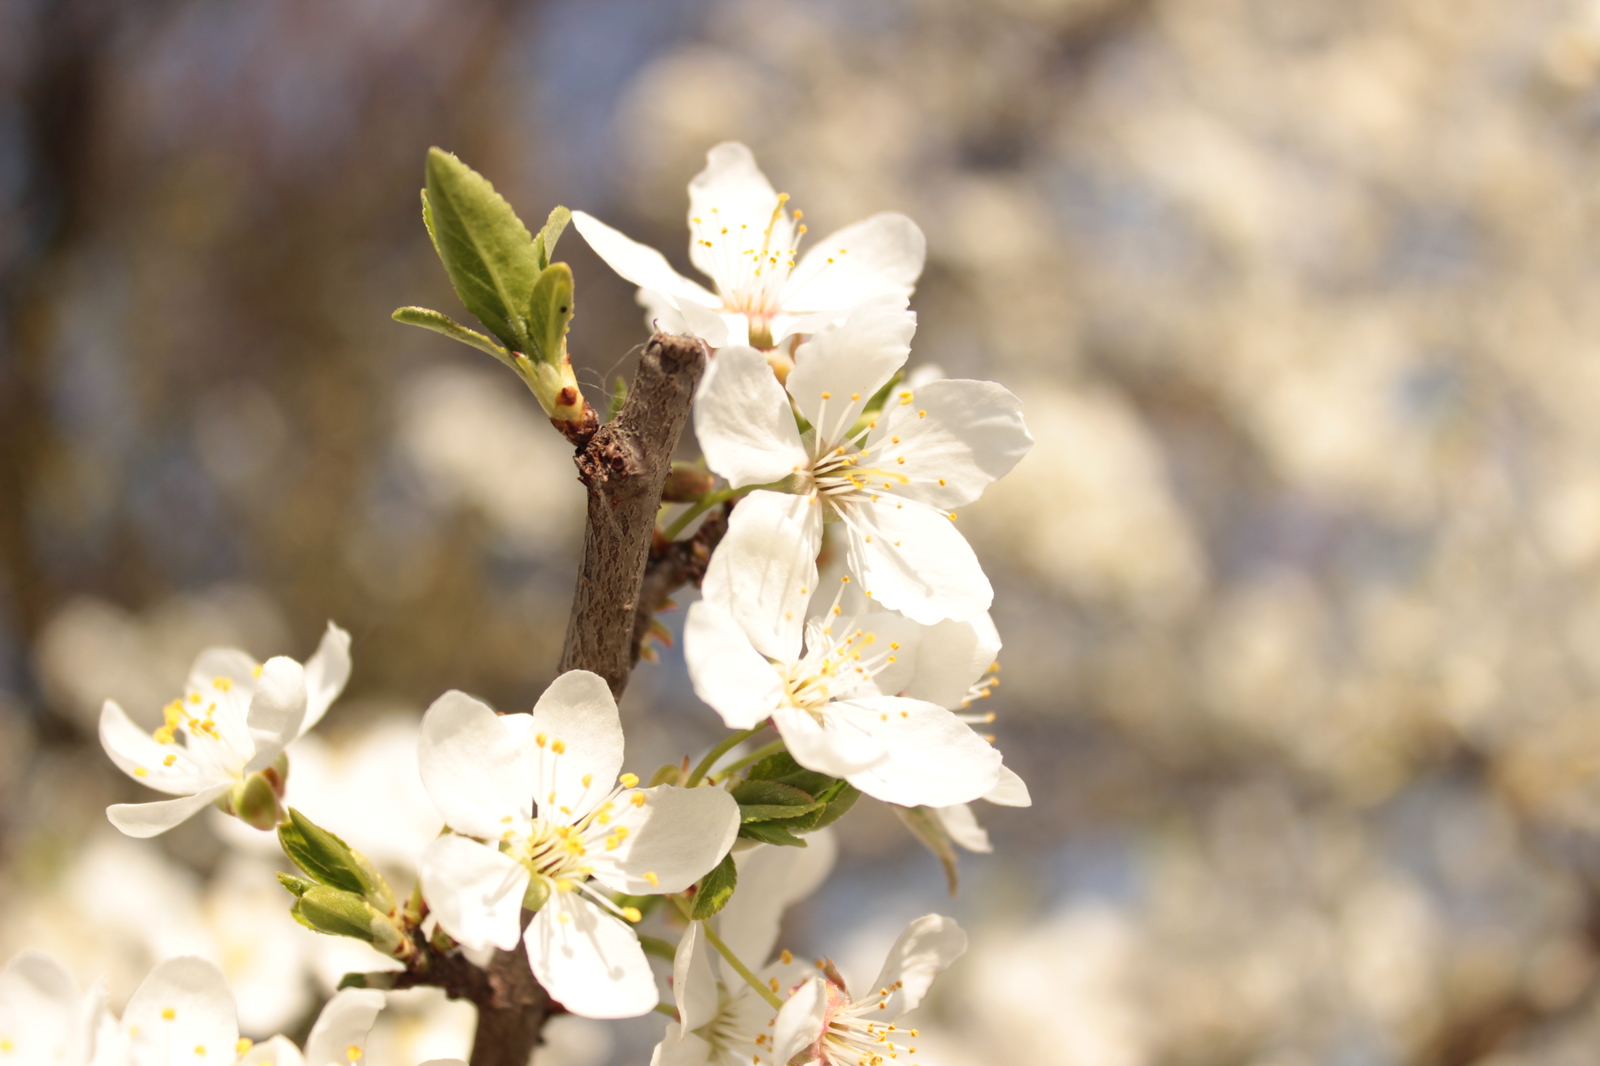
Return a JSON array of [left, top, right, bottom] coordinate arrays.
[[730, 779, 823, 823], [336, 971, 396, 991], [737, 821, 808, 847], [525, 262, 575, 366], [423, 147, 540, 355], [690, 853, 738, 919], [276, 872, 314, 898], [893, 805, 960, 896], [392, 306, 511, 361], [535, 206, 571, 271]]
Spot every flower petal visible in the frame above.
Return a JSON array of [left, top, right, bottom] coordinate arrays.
[[984, 764, 1031, 807], [694, 346, 808, 490], [684, 601, 786, 730], [419, 835, 528, 953], [99, 700, 220, 796], [671, 922, 718, 1036], [301, 987, 385, 1066], [932, 803, 992, 853], [700, 490, 819, 663], [526, 893, 656, 1019], [862, 914, 967, 1020], [108, 782, 233, 839], [781, 212, 926, 315], [687, 143, 781, 264], [122, 956, 239, 1066], [828, 698, 1001, 807], [299, 622, 352, 736], [841, 497, 993, 624], [238, 1034, 305, 1065], [572, 211, 719, 309], [785, 297, 915, 446], [186, 647, 260, 692], [418, 691, 531, 839], [244, 656, 309, 771], [897, 613, 1001, 709], [650, 1024, 713, 1066], [0, 950, 95, 1066], [871, 378, 1032, 510], [528, 670, 625, 821], [677, 300, 732, 349], [771, 705, 888, 780], [771, 977, 827, 1066], [719, 831, 837, 969], [586, 784, 740, 895]]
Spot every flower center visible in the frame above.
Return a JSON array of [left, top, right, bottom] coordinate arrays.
[[691, 195, 802, 322], [149, 675, 256, 777], [815, 981, 920, 1066], [779, 584, 901, 715]]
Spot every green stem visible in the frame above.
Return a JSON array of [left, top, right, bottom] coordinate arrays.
[[715, 739, 787, 778], [661, 479, 791, 541], [637, 934, 677, 962], [653, 1001, 679, 1019], [673, 898, 784, 1011], [687, 725, 769, 787]]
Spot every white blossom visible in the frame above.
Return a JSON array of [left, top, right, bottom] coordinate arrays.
[[573, 142, 924, 349], [98, 624, 351, 838], [693, 298, 1032, 624], [415, 671, 740, 1019], [0, 950, 114, 1066]]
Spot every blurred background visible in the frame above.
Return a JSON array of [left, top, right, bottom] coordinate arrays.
[[4, 0, 1600, 1063]]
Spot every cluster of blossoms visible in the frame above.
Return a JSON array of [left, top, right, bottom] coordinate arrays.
[[5, 143, 1031, 1065]]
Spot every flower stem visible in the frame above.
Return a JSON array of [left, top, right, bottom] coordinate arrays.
[[662, 489, 734, 541], [687, 725, 769, 787], [637, 934, 677, 962], [653, 1001, 679, 1019], [716, 739, 787, 777]]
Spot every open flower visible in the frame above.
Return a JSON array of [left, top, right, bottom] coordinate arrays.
[[98, 624, 352, 839], [684, 493, 1008, 808], [770, 916, 967, 1066], [416, 671, 740, 1019], [693, 298, 1032, 624], [572, 142, 925, 349]]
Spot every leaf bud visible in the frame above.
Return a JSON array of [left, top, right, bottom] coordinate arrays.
[[290, 886, 410, 958], [661, 464, 715, 503], [278, 808, 396, 913]]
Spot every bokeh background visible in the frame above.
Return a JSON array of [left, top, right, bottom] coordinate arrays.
[[5, 0, 1600, 1063]]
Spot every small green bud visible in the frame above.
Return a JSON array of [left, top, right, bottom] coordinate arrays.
[[278, 808, 395, 912], [230, 772, 283, 832], [291, 886, 409, 959], [276, 873, 315, 898]]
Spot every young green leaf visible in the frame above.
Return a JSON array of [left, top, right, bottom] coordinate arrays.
[[535, 205, 572, 270], [691, 852, 738, 919], [526, 262, 575, 365], [808, 782, 862, 831], [392, 306, 511, 362], [423, 147, 539, 354], [745, 752, 836, 796], [738, 821, 809, 847]]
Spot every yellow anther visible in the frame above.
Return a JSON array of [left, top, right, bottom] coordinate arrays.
[[236, 1039, 253, 1056], [252, 663, 264, 678], [621, 906, 642, 922], [888, 656, 898, 663], [821, 391, 832, 400], [631, 792, 647, 807], [891, 436, 900, 444], [2, 1038, 14, 1053], [851, 392, 861, 400], [896, 457, 906, 465], [346, 1045, 362, 1062], [938, 478, 946, 486], [581, 773, 592, 788], [163, 754, 177, 767], [644, 870, 659, 887], [781, 949, 793, 964], [889, 641, 900, 650], [620, 772, 639, 788], [768, 977, 780, 992], [556, 880, 577, 892], [188, 693, 200, 704], [134, 767, 148, 777], [153, 726, 174, 745], [194, 1046, 206, 1056], [551, 739, 566, 754], [536, 733, 548, 748], [213, 677, 233, 692], [162, 1008, 176, 1021], [842, 575, 851, 583]]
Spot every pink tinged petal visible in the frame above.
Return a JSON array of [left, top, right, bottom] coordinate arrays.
[[693, 346, 808, 490], [873, 378, 1033, 511], [571, 211, 719, 309], [528, 670, 625, 820], [771, 977, 827, 1066], [244, 657, 309, 771], [0, 950, 92, 1066], [784, 297, 916, 444], [932, 803, 992, 854], [684, 602, 786, 730], [984, 764, 1031, 807], [301, 987, 385, 1066], [122, 956, 239, 1066], [843, 497, 993, 624], [781, 212, 926, 313], [650, 1025, 713, 1066], [720, 831, 838, 968], [526, 893, 656, 1019], [238, 1035, 304, 1065], [419, 835, 528, 953], [108, 782, 233, 839], [897, 613, 1001, 708], [827, 698, 1001, 807], [771, 705, 888, 780], [700, 490, 819, 663], [99, 700, 220, 796], [299, 621, 352, 736], [863, 914, 967, 1020], [671, 922, 718, 1036], [418, 691, 531, 839], [586, 784, 740, 895]]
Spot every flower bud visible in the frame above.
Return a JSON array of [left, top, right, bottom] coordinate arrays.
[[279, 808, 396, 913], [228, 771, 283, 832], [291, 886, 409, 958], [661, 463, 715, 503]]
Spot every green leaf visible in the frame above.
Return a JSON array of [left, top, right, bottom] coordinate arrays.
[[739, 800, 825, 823], [731, 779, 816, 809], [423, 147, 540, 353], [535, 205, 572, 270], [738, 821, 809, 847], [392, 306, 511, 361], [745, 752, 835, 796], [809, 782, 862, 831], [279, 811, 364, 895], [691, 853, 738, 919], [525, 262, 575, 365], [421, 189, 441, 259], [276, 872, 314, 898], [893, 805, 960, 896]]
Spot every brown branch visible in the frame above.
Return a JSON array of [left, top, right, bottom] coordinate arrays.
[[558, 332, 708, 696]]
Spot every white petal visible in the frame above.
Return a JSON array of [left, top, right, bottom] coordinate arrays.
[[0, 951, 93, 1066], [699, 490, 819, 663], [932, 803, 992, 854], [785, 297, 915, 445], [572, 211, 719, 309], [677, 300, 732, 348], [693, 346, 808, 490], [984, 764, 1031, 807], [108, 782, 233, 839], [872, 378, 1032, 510], [772, 705, 888, 780], [862, 915, 967, 1019], [528, 670, 625, 821], [301, 987, 385, 1066], [828, 698, 1001, 807], [526, 893, 656, 1019], [720, 831, 838, 968], [683, 602, 786, 730], [781, 213, 926, 314], [123, 956, 239, 1066], [239, 1035, 305, 1066], [671, 922, 718, 1036], [419, 835, 528, 953], [897, 613, 1000, 708], [245, 656, 309, 771], [586, 784, 740, 895], [186, 647, 260, 692], [419, 691, 530, 839], [99, 700, 220, 796], [687, 143, 780, 270], [650, 1024, 712, 1066], [298, 622, 352, 736], [771, 977, 827, 1066], [842, 497, 992, 624]]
